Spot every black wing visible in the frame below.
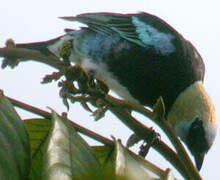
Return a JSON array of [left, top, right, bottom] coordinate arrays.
[[60, 12, 149, 47]]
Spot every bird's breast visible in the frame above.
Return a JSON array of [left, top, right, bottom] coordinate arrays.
[[80, 57, 140, 104]]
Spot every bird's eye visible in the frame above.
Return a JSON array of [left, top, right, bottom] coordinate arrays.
[[191, 117, 202, 130]]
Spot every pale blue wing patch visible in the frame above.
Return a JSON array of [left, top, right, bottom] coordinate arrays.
[[131, 16, 176, 55]]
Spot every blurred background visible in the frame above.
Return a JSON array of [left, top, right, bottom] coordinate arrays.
[[0, 0, 219, 179]]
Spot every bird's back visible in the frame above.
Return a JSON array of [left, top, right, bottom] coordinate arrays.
[[67, 12, 205, 112]]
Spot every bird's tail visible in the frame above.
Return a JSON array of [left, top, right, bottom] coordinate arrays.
[[15, 31, 75, 58]]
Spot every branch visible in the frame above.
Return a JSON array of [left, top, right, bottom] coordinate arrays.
[[8, 94, 192, 179], [8, 95, 170, 179], [105, 95, 201, 180], [0, 47, 65, 69], [7, 96, 113, 147], [108, 106, 193, 180]]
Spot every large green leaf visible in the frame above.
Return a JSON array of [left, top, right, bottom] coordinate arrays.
[[43, 111, 101, 180], [24, 118, 52, 180], [0, 92, 31, 179]]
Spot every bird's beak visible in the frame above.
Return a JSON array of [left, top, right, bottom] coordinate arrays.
[[194, 153, 205, 171]]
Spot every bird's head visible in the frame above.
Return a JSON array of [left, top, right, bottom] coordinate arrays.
[[167, 81, 217, 170]]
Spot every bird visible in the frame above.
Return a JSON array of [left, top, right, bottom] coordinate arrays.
[[14, 12, 217, 170]]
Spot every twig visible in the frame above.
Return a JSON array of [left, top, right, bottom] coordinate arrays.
[[105, 95, 201, 180], [109, 106, 193, 180], [7, 96, 113, 147], [9, 94, 192, 179], [0, 47, 65, 69], [158, 120, 200, 179]]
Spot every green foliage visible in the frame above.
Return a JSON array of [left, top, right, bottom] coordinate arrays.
[[24, 118, 52, 180], [0, 93, 172, 179], [0, 92, 30, 180]]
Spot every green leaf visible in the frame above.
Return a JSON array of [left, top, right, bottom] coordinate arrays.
[[0, 92, 31, 179], [92, 145, 114, 166], [43, 111, 101, 180], [24, 118, 52, 180], [92, 145, 116, 179]]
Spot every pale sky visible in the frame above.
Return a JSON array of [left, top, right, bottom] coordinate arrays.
[[0, 0, 220, 179]]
